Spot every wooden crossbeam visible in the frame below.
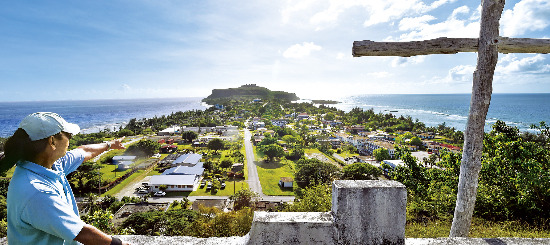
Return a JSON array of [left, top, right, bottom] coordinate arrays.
[[353, 37, 550, 57]]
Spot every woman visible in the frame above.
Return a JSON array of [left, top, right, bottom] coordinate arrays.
[[0, 112, 130, 245]]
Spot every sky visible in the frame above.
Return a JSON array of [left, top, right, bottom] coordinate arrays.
[[1, 0, 549, 102]]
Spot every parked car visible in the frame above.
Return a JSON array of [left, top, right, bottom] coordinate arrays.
[[137, 189, 148, 194], [154, 191, 166, 197], [206, 182, 212, 190]]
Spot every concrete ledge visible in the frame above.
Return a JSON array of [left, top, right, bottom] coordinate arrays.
[[247, 211, 336, 244], [406, 238, 550, 245], [5, 237, 548, 245]]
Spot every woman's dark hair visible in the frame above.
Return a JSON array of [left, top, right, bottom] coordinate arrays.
[[0, 129, 63, 176]]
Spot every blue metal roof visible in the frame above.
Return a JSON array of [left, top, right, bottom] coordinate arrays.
[[163, 165, 204, 176], [173, 153, 202, 165]]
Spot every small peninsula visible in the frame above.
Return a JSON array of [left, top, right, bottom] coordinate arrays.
[[202, 84, 299, 104]]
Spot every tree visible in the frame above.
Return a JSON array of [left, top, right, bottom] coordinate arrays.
[[207, 138, 225, 153], [324, 112, 335, 121], [475, 121, 550, 222], [258, 135, 277, 146], [373, 148, 390, 162], [395, 132, 413, 145], [286, 184, 332, 212], [220, 159, 233, 169], [67, 162, 102, 195], [126, 139, 161, 158], [258, 144, 285, 162], [295, 159, 340, 188], [409, 136, 422, 147], [341, 162, 382, 180], [117, 128, 134, 137], [182, 131, 199, 143], [282, 135, 300, 145], [286, 147, 304, 160], [229, 188, 259, 211]]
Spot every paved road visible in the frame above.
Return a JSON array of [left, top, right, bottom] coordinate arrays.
[[92, 136, 143, 162], [108, 130, 294, 203], [243, 128, 264, 198]]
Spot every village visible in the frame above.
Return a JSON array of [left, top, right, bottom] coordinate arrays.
[[81, 97, 464, 229]]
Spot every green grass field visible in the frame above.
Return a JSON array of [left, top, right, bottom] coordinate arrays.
[[406, 217, 550, 238], [336, 151, 359, 159], [98, 164, 133, 182], [102, 169, 145, 196], [255, 159, 295, 196]]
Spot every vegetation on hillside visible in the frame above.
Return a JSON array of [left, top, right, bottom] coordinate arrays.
[[202, 84, 299, 104]]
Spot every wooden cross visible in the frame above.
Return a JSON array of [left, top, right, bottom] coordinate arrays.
[[352, 0, 550, 237]]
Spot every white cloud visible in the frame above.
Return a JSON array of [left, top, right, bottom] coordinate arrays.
[[450, 6, 470, 19], [336, 52, 346, 60], [367, 71, 392, 78], [398, 15, 436, 31], [363, 0, 458, 27], [448, 65, 475, 82], [391, 56, 426, 67], [283, 42, 322, 58], [121, 84, 131, 91], [281, 0, 319, 25], [394, 5, 480, 41], [501, 0, 550, 36], [496, 54, 550, 74], [281, 0, 458, 30]]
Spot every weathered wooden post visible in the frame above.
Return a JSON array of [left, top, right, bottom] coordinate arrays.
[[352, 0, 550, 237]]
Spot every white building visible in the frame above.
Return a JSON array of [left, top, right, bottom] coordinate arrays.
[[112, 156, 136, 170], [150, 175, 197, 192], [158, 126, 183, 136]]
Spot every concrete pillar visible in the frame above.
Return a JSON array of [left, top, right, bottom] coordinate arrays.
[[332, 180, 407, 245], [247, 212, 336, 244]]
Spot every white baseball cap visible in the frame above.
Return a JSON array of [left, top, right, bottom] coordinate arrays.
[[19, 112, 80, 141]]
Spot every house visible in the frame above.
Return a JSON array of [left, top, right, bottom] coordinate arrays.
[[160, 144, 177, 153], [279, 177, 293, 188], [346, 125, 366, 134], [382, 160, 406, 169], [172, 153, 202, 167], [297, 113, 309, 120], [162, 163, 204, 185], [158, 126, 183, 136], [231, 163, 244, 172], [112, 156, 136, 170], [164, 162, 204, 176], [271, 119, 289, 127], [150, 175, 197, 192]]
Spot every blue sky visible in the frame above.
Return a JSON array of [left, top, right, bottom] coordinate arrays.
[[1, 0, 549, 102]]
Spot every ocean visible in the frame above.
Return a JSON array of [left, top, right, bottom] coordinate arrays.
[[0, 97, 207, 138], [0, 94, 548, 138], [333, 93, 550, 132]]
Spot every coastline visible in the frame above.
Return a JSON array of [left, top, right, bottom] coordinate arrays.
[[1, 93, 548, 138]]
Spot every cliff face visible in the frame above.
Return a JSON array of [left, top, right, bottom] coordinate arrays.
[[202, 84, 299, 104]]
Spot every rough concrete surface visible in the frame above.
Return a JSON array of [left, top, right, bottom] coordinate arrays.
[[1, 237, 550, 245]]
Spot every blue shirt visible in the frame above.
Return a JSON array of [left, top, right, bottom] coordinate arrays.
[[7, 149, 87, 245]]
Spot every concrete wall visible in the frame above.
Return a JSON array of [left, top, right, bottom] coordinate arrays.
[[2, 180, 548, 245], [245, 180, 407, 245]]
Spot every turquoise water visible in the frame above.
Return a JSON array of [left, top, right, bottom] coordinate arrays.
[[0, 97, 206, 138], [334, 93, 550, 132], [1, 94, 548, 138]]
